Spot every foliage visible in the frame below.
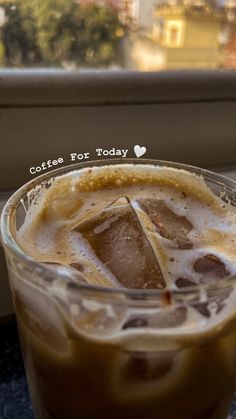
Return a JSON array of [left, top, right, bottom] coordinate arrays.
[[0, 0, 126, 67], [1, 2, 41, 66], [71, 3, 125, 66]]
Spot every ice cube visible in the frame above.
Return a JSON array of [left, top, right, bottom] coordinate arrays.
[[44, 195, 83, 219], [193, 286, 232, 318], [207, 285, 233, 314], [175, 276, 210, 316], [14, 280, 68, 352], [74, 198, 165, 290], [148, 306, 187, 328], [193, 254, 230, 279], [175, 277, 197, 288], [137, 198, 193, 249], [41, 262, 87, 284], [122, 306, 187, 330], [194, 302, 211, 317], [122, 315, 148, 329], [73, 300, 126, 336], [175, 273, 232, 317], [123, 352, 174, 383]]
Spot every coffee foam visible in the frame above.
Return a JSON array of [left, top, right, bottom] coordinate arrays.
[[15, 164, 236, 347]]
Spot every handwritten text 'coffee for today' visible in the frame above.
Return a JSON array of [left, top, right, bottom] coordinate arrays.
[[29, 148, 129, 175], [29, 146, 147, 175]]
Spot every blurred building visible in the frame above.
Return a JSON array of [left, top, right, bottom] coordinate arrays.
[[79, 0, 157, 29], [129, 0, 157, 30], [222, 0, 236, 67], [132, 1, 226, 70]]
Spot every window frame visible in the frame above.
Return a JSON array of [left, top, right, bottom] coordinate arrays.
[[0, 69, 236, 107]]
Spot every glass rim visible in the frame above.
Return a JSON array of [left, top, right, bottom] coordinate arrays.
[[2, 157, 236, 302]]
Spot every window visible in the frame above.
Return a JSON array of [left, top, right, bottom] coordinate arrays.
[[0, 0, 235, 71], [165, 20, 184, 48]]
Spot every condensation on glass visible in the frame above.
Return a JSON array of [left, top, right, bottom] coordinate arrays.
[[0, 0, 235, 71]]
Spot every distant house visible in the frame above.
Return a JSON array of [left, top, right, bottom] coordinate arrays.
[[131, 0, 157, 30], [132, 2, 226, 70], [224, 26, 236, 67], [222, 0, 236, 67]]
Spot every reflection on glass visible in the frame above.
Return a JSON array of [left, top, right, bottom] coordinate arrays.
[[0, 0, 235, 70]]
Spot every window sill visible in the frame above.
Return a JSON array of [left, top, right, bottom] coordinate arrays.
[[0, 69, 235, 107]]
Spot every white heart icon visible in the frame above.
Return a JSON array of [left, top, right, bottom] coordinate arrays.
[[134, 145, 147, 158]]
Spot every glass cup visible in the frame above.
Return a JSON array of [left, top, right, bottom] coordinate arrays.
[[2, 159, 236, 419]]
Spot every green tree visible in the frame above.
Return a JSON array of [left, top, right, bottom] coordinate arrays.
[[20, 0, 75, 65], [0, 0, 126, 68], [71, 3, 125, 67], [1, 2, 41, 66]]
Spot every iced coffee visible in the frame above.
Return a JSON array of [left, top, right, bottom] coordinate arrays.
[[2, 161, 236, 419]]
